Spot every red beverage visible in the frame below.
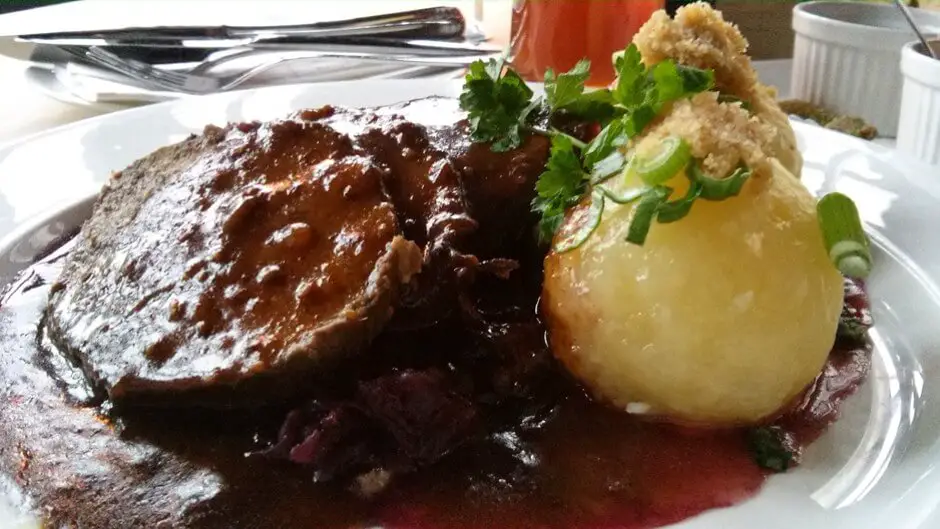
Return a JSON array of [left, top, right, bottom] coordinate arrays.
[[510, 0, 664, 86]]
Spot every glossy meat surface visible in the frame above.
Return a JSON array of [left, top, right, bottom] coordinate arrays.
[[46, 114, 422, 406], [46, 97, 550, 407]]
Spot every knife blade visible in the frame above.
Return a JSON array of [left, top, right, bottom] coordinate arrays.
[[39, 38, 502, 63], [16, 6, 468, 49]]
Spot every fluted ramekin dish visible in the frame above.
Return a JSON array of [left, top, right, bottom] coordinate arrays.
[[897, 41, 940, 165], [791, 1, 940, 137]]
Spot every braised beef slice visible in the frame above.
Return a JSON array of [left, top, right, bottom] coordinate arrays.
[[47, 97, 550, 408], [310, 97, 551, 328], [264, 246, 559, 487], [46, 115, 422, 407], [41, 95, 556, 492]]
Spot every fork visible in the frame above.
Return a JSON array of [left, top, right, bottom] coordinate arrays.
[[59, 45, 492, 95]]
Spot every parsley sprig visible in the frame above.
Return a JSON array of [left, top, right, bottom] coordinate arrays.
[[459, 45, 734, 249], [460, 39, 872, 280], [532, 135, 590, 242], [459, 56, 539, 152]]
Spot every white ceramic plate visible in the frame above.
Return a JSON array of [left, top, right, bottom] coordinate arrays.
[[0, 80, 939, 529]]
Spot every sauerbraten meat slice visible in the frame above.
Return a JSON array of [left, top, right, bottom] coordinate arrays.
[[314, 97, 551, 328], [46, 97, 550, 410], [46, 116, 422, 406]]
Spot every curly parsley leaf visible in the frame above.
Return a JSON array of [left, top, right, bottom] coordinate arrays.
[[532, 135, 589, 243], [677, 64, 716, 95], [459, 56, 536, 152], [561, 88, 623, 123], [612, 44, 715, 138], [582, 119, 627, 171], [460, 46, 718, 248], [612, 44, 647, 108], [545, 59, 592, 111], [545, 62, 624, 124]]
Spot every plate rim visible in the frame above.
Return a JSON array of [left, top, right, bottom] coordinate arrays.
[[1, 78, 939, 529]]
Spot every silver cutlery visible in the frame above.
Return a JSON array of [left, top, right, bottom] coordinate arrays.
[[46, 58, 461, 105], [59, 45, 492, 95], [17, 6, 468, 49], [893, 0, 939, 59]]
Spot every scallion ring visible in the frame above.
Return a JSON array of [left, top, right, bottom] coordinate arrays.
[[596, 184, 648, 205], [631, 136, 692, 186], [657, 180, 703, 223], [625, 186, 670, 245], [590, 151, 627, 185], [692, 163, 752, 200], [816, 192, 872, 278], [554, 190, 606, 253]]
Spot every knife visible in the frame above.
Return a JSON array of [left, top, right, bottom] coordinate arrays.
[[16, 6, 468, 49]]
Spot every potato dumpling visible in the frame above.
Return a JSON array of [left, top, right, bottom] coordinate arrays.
[[542, 159, 844, 426]]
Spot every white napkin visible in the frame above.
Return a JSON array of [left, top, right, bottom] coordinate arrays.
[[2, 0, 482, 105]]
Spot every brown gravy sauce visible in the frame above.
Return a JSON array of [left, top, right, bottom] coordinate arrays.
[[0, 238, 873, 529]]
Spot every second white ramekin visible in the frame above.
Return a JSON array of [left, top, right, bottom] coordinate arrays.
[[791, 1, 940, 137], [897, 41, 940, 166]]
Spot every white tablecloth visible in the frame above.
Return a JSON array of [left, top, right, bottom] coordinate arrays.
[[0, 57, 801, 145], [0, 0, 510, 144], [0, 1, 892, 148]]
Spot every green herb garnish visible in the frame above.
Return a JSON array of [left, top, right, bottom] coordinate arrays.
[[614, 46, 715, 137], [692, 163, 752, 201], [583, 119, 627, 172], [631, 136, 692, 186], [657, 180, 703, 224], [459, 44, 870, 272], [590, 150, 627, 185], [816, 192, 872, 279], [459, 56, 537, 152], [555, 190, 606, 253], [747, 426, 799, 473], [544, 59, 592, 112], [532, 46, 715, 249], [625, 186, 671, 245], [596, 184, 648, 205], [532, 135, 589, 243]]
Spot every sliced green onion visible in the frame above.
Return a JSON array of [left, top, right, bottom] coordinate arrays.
[[625, 186, 670, 245], [817, 192, 872, 278], [657, 180, 703, 223], [554, 190, 605, 253], [631, 136, 692, 186], [692, 163, 752, 200], [596, 184, 648, 205], [590, 151, 626, 185]]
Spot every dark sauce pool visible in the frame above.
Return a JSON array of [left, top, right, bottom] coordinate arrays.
[[0, 237, 873, 529]]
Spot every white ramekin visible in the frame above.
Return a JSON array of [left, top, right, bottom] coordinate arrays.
[[791, 1, 940, 137], [897, 41, 940, 166]]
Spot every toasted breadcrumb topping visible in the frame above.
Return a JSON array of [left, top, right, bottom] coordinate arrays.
[[635, 3, 756, 104], [633, 2, 802, 178], [639, 92, 774, 180]]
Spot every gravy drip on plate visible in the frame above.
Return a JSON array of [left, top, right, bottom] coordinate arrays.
[[0, 236, 873, 529]]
